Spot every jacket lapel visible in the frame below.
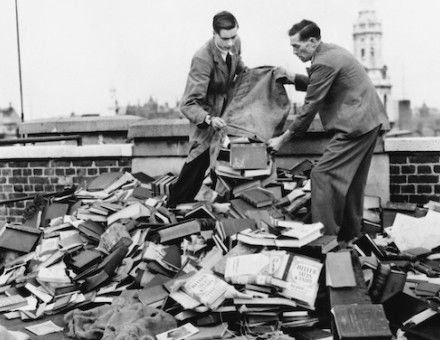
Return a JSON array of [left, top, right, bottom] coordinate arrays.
[[209, 39, 229, 77]]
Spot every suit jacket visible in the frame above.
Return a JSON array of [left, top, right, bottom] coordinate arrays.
[[288, 42, 390, 137], [180, 37, 245, 163]]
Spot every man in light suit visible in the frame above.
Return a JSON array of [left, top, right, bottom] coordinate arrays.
[[168, 11, 246, 206], [268, 20, 389, 241]]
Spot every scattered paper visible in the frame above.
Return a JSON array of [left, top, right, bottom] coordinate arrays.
[[387, 210, 440, 251], [25, 321, 64, 336], [156, 323, 199, 340]]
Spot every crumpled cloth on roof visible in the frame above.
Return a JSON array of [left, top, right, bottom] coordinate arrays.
[[0, 326, 29, 340], [64, 303, 176, 340]]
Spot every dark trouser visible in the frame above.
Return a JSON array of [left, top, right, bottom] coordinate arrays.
[[311, 125, 381, 241], [168, 148, 210, 207]]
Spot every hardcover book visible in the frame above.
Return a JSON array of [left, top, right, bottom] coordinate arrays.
[[158, 220, 202, 243], [332, 304, 392, 340], [230, 142, 268, 170], [0, 224, 42, 253], [288, 159, 314, 177], [326, 251, 357, 288], [239, 187, 274, 208]]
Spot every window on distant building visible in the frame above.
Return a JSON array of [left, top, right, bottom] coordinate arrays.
[[361, 48, 365, 59]]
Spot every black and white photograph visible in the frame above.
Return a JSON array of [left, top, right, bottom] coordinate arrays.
[[1, 1, 440, 339]]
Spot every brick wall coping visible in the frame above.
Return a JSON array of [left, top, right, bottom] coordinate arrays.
[[385, 137, 440, 152], [128, 118, 325, 139], [0, 144, 133, 160], [19, 115, 141, 135]]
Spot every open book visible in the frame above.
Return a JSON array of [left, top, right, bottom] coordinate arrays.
[[237, 227, 322, 249]]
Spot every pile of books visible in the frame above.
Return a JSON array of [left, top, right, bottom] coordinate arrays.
[[2, 155, 440, 340]]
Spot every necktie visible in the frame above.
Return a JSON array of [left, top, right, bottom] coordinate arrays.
[[226, 53, 232, 73]]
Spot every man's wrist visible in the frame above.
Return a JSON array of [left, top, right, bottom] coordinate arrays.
[[205, 115, 212, 125]]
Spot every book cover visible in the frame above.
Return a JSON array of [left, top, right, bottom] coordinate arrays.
[[332, 304, 392, 340], [229, 198, 258, 218], [379, 270, 407, 303], [183, 271, 230, 310], [0, 224, 42, 253], [230, 143, 268, 170], [281, 255, 323, 309], [87, 172, 122, 191], [239, 187, 274, 208], [288, 159, 314, 177], [217, 218, 257, 239], [158, 220, 201, 243], [326, 252, 357, 288]]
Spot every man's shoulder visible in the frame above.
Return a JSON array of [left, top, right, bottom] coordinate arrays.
[[314, 43, 355, 67], [193, 39, 215, 62]]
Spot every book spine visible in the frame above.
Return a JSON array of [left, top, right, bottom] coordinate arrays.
[[240, 193, 259, 208], [368, 263, 391, 303]]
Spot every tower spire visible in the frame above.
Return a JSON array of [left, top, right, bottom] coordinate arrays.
[[353, 1, 393, 120]]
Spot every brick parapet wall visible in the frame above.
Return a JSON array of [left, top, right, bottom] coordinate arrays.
[[388, 152, 440, 204], [385, 137, 440, 205], [0, 144, 133, 223], [0, 157, 132, 223]]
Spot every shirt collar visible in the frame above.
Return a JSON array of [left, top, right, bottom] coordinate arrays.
[[214, 40, 234, 61]]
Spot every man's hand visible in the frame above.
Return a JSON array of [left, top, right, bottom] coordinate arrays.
[[267, 130, 292, 153], [210, 117, 227, 131], [276, 67, 297, 84]]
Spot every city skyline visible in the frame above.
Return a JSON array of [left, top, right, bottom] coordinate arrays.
[[1, 0, 439, 120]]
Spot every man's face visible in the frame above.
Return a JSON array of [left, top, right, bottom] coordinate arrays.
[[214, 26, 238, 52], [290, 33, 317, 62]]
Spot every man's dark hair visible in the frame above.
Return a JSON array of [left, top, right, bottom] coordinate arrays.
[[213, 11, 238, 34], [288, 19, 321, 41]]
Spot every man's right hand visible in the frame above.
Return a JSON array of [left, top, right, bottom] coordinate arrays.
[[210, 117, 227, 130], [267, 130, 292, 153]]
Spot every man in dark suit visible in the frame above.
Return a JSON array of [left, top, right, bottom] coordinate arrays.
[[268, 20, 389, 241], [168, 11, 246, 206]]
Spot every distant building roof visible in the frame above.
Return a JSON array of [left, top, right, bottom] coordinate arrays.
[[0, 106, 20, 124]]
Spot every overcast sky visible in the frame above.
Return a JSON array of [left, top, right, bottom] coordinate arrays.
[[1, 0, 439, 121]]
